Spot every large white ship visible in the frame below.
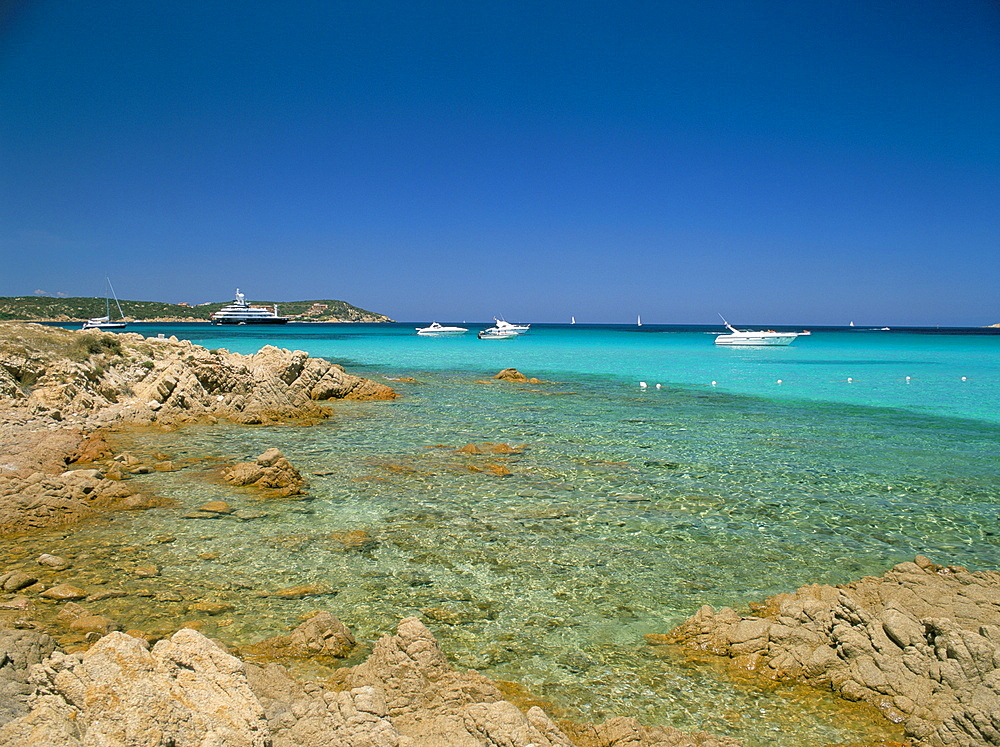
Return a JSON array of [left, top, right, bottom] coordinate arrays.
[[209, 289, 290, 325]]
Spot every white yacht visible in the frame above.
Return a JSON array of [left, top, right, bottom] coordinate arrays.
[[210, 289, 289, 325], [493, 318, 530, 334], [478, 325, 518, 340], [82, 277, 127, 330], [714, 318, 806, 346], [416, 322, 468, 336]]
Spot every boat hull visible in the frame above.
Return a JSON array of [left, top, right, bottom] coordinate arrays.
[[478, 330, 517, 339], [211, 318, 289, 325], [715, 333, 798, 346], [416, 324, 468, 335]]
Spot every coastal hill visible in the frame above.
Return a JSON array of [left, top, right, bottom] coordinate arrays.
[[0, 296, 393, 323]]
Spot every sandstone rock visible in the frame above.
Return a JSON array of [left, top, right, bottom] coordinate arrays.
[[133, 563, 160, 578], [328, 529, 378, 552], [249, 611, 357, 661], [196, 500, 233, 514], [0, 628, 57, 725], [36, 554, 70, 570], [563, 716, 744, 747], [288, 611, 356, 657], [0, 629, 270, 746], [67, 614, 121, 636], [0, 572, 38, 592], [223, 448, 307, 494], [39, 584, 87, 601], [3, 614, 744, 747], [272, 583, 334, 599], [662, 558, 1000, 747], [494, 367, 529, 382], [1, 324, 396, 535], [187, 601, 234, 615], [345, 617, 504, 721]]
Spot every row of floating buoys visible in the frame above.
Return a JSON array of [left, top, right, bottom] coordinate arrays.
[[639, 377, 971, 388]]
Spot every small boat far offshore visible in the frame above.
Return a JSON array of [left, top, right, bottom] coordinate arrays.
[[416, 322, 468, 336], [714, 315, 807, 346]]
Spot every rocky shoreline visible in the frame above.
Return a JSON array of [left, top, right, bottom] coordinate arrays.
[[1, 322, 996, 746]]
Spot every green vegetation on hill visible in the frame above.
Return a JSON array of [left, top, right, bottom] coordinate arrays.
[[0, 296, 393, 323]]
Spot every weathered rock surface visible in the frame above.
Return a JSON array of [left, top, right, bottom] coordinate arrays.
[[660, 556, 1000, 747], [0, 322, 396, 535], [223, 447, 308, 495], [244, 611, 357, 663], [0, 322, 396, 429], [0, 628, 270, 747], [0, 628, 57, 724], [1, 618, 742, 747], [492, 368, 545, 384]]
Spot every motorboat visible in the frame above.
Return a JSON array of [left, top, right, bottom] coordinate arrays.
[[493, 318, 530, 334], [714, 317, 806, 346], [210, 289, 289, 325], [82, 277, 127, 330], [416, 322, 468, 336], [478, 325, 518, 340]]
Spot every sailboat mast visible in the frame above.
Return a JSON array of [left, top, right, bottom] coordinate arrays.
[[106, 277, 125, 319]]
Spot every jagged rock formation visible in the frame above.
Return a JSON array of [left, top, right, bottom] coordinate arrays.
[[658, 556, 1000, 747], [0, 618, 743, 747], [223, 448, 308, 496], [0, 628, 270, 746], [0, 322, 396, 535], [0, 628, 57, 725], [0, 322, 396, 429]]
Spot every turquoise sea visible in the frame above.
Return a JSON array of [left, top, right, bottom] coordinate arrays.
[[31, 322, 1000, 744]]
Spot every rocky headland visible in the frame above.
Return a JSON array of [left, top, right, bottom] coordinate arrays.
[[1, 323, 997, 746], [0, 322, 395, 535]]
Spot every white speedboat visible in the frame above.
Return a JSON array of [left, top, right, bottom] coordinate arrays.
[[210, 289, 289, 325], [82, 277, 127, 330], [416, 322, 468, 336], [714, 318, 805, 346], [478, 325, 518, 339], [493, 318, 530, 334]]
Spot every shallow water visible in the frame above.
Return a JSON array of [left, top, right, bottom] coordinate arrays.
[[15, 321, 1000, 745]]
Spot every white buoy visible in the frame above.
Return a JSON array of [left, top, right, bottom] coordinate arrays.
[[711, 380, 717, 386], [962, 376, 967, 381], [777, 379, 783, 384], [639, 381, 647, 388], [655, 383, 662, 389], [847, 377, 853, 383], [906, 376, 911, 383]]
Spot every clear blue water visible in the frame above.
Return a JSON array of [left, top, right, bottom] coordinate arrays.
[[27, 322, 1000, 745]]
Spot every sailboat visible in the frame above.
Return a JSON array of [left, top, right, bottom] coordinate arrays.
[[571, 316, 576, 324], [82, 277, 127, 330], [637, 315, 642, 326]]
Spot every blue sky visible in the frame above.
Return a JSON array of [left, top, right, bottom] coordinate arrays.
[[1, 1, 998, 325]]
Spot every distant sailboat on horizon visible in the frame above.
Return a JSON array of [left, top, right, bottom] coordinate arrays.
[[637, 314, 642, 326], [571, 316, 576, 324]]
